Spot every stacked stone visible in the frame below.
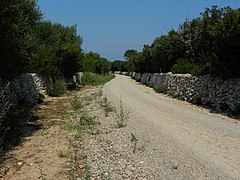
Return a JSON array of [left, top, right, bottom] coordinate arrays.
[[131, 72, 240, 114]]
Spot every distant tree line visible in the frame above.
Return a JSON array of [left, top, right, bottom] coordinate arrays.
[[122, 6, 240, 78]]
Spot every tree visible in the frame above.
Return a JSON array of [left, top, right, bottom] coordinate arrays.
[[124, 49, 138, 73], [29, 21, 84, 78], [80, 52, 111, 74], [0, 0, 41, 81], [124, 6, 240, 78]]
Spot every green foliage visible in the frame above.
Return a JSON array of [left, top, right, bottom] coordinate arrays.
[[124, 6, 240, 78], [30, 21, 84, 78], [79, 114, 96, 126], [65, 113, 96, 139], [46, 80, 66, 97], [124, 49, 138, 61], [80, 52, 111, 74], [0, 0, 42, 81], [81, 72, 115, 86], [111, 60, 128, 72], [70, 96, 84, 110], [154, 84, 168, 94]]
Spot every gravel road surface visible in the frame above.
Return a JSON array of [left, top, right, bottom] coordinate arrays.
[[101, 75, 240, 179]]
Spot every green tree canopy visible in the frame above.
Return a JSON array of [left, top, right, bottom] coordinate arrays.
[[0, 0, 41, 81], [124, 6, 240, 78], [80, 52, 111, 74], [29, 21, 84, 78]]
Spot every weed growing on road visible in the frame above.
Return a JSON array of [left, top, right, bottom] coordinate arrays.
[[130, 133, 139, 153], [38, 165, 47, 180], [79, 113, 96, 126], [115, 97, 129, 128]]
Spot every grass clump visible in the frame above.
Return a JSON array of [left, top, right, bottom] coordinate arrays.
[[82, 72, 115, 86], [154, 84, 168, 94], [47, 80, 66, 97], [79, 114, 96, 126], [65, 113, 96, 139]]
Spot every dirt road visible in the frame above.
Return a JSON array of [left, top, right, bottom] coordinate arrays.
[[103, 75, 240, 179]]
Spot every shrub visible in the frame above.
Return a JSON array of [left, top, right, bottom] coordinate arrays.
[[47, 80, 66, 97], [154, 84, 168, 94]]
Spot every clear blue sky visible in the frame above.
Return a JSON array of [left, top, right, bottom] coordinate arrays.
[[37, 0, 240, 61]]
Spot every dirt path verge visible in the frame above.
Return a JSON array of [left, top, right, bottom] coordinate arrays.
[[0, 87, 96, 179]]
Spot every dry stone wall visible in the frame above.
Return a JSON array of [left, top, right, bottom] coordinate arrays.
[[129, 72, 240, 114], [0, 72, 84, 108], [0, 73, 46, 107]]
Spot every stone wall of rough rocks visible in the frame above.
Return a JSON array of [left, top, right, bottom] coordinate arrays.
[[0, 72, 84, 107], [129, 72, 240, 114], [0, 73, 46, 107]]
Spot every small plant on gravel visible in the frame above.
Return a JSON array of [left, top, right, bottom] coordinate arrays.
[[83, 94, 94, 103], [130, 133, 139, 153], [64, 113, 97, 139], [115, 97, 129, 128], [70, 96, 83, 110], [38, 165, 47, 180], [79, 114, 96, 126]]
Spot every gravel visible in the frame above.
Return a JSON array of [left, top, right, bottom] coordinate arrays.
[[77, 75, 240, 179]]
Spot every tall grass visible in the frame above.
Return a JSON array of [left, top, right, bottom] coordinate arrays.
[[82, 72, 115, 86]]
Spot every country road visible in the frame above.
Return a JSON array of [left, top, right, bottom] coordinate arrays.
[[103, 75, 240, 179]]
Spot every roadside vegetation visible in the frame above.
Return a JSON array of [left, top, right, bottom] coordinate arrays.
[[114, 97, 130, 128], [111, 6, 240, 79], [0, 0, 113, 165]]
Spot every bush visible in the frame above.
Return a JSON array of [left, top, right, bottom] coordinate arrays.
[[82, 72, 115, 86], [47, 80, 66, 97], [154, 84, 168, 94]]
